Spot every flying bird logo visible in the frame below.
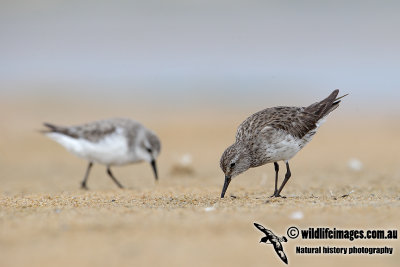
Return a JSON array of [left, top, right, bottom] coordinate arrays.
[[254, 223, 288, 264]]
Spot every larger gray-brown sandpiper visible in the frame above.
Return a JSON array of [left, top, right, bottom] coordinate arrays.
[[220, 90, 347, 198]]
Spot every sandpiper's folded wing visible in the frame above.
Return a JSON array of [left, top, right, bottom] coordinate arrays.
[[44, 120, 118, 143], [236, 104, 319, 140], [237, 90, 347, 140]]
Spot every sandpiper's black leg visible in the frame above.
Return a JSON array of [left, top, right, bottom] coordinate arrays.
[[106, 167, 124, 189], [275, 161, 291, 197], [270, 162, 279, 197], [81, 162, 93, 190]]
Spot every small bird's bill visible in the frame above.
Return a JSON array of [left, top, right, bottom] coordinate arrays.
[[220, 176, 231, 198], [151, 160, 158, 181]]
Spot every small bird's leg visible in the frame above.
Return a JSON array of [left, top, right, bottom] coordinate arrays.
[[274, 161, 291, 197], [270, 162, 279, 197], [106, 167, 125, 189], [81, 162, 93, 190]]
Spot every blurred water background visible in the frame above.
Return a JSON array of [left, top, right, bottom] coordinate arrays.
[[1, 0, 399, 115]]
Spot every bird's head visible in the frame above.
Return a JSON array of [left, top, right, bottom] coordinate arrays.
[[139, 130, 161, 181], [219, 142, 251, 198], [260, 236, 269, 243]]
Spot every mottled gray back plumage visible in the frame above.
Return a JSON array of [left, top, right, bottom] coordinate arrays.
[[236, 89, 341, 140], [44, 118, 143, 146]]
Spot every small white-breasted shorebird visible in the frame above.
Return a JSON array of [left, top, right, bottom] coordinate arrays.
[[43, 118, 161, 189], [220, 90, 347, 198]]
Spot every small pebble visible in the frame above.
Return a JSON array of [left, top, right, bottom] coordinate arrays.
[[341, 190, 354, 198]]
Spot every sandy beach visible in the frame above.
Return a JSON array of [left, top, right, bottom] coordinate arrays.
[[0, 99, 399, 267]]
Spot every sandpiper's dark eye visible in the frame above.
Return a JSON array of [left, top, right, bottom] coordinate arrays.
[[230, 162, 236, 168], [146, 148, 152, 153]]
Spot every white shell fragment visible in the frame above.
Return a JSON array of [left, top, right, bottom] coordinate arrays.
[[204, 206, 215, 212], [348, 158, 363, 171], [290, 211, 304, 220]]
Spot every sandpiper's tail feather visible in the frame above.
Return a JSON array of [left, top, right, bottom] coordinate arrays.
[[43, 122, 59, 132], [305, 89, 347, 119], [42, 123, 78, 138]]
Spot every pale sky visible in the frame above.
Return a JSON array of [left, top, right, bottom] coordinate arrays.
[[1, 0, 399, 111]]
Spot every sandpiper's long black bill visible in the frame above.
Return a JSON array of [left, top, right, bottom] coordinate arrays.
[[151, 159, 158, 181], [220, 176, 231, 198]]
